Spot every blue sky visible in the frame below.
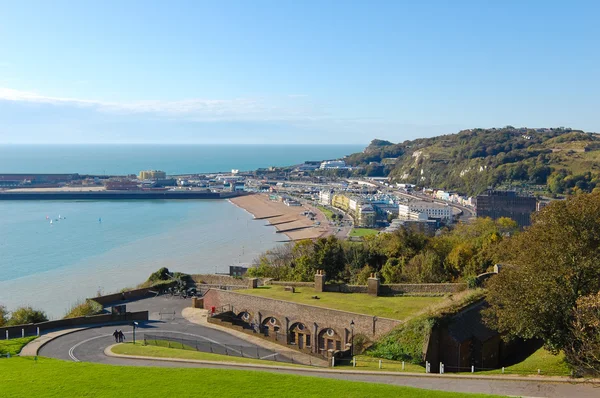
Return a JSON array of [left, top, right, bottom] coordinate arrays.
[[0, 0, 598, 144]]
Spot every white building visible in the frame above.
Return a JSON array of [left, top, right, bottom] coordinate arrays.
[[319, 190, 334, 205], [320, 160, 346, 169], [399, 201, 452, 222]]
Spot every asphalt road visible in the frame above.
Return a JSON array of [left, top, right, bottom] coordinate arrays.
[[38, 296, 599, 397]]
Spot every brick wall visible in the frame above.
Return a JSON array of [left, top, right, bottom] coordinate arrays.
[[203, 289, 401, 345], [192, 274, 268, 287], [381, 283, 467, 295], [267, 281, 315, 288], [92, 284, 176, 306]]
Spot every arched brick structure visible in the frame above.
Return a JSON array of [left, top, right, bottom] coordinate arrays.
[[236, 311, 253, 323], [289, 322, 311, 350], [318, 327, 343, 354], [261, 316, 283, 337]]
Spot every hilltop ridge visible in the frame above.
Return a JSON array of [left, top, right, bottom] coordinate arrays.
[[342, 127, 600, 196]]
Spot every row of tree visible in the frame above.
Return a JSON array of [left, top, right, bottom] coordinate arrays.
[[247, 217, 519, 284], [0, 305, 48, 327]]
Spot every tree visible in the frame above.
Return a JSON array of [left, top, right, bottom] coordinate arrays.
[[563, 291, 600, 376], [380, 257, 404, 283], [0, 304, 7, 327], [7, 306, 48, 326], [483, 193, 600, 355]]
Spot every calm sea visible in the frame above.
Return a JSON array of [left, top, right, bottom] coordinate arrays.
[[0, 144, 363, 318], [0, 144, 363, 175]]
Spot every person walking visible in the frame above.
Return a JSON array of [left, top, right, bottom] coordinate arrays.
[[112, 329, 119, 343], [118, 330, 125, 343]]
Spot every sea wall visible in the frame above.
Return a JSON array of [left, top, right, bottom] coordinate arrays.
[[0, 191, 244, 200]]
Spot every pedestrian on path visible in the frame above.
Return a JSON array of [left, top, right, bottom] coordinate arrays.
[[112, 329, 119, 343], [118, 330, 125, 343]]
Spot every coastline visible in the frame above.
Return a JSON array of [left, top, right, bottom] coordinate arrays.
[[229, 194, 331, 241]]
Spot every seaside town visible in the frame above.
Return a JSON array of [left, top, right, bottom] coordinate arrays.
[[0, 158, 544, 242], [3, 1, 600, 397]]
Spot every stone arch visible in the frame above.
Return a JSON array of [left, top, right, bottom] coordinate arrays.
[[318, 327, 343, 353], [289, 322, 311, 349], [261, 316, 283, 337], [236, 311, 253, 323]]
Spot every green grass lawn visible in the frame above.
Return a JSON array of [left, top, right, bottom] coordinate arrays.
[[0, 357, 504, 398], [112, 342, 307, 367], [469, 348, 571, 376], [349, 228, 379, 237], [317, 205, 335, 220], [239, 286, 444, 320], [337, 355, 426, 373], [0, 336, 37, 356]]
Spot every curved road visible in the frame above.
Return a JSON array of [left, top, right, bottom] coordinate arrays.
[[39, 296, 598, 397]]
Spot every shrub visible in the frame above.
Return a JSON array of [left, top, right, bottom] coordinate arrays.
[[63, 300, 103, 319], [7, 306, 48, 326]]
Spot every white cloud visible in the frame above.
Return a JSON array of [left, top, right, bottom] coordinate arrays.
[[0, 87, 324, 122]]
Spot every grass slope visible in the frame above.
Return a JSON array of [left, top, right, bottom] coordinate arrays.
[[472, 348, 570, 376], [0, 336, 37, 356], [112, 342, 307, 367], [239, 286, 444, 320], [0, 357, 504, 398]]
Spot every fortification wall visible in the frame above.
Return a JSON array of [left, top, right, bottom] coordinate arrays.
[[203, 289, 400, 340]]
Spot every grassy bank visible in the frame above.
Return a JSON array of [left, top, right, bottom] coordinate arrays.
[[0, 337, 37, 356], [238, 286, 444, 320], [0, 357, 503, 398], [112, 342, 307, 367], [467, 348, 571, 376]]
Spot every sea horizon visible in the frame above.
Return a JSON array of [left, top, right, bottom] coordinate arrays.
[[0, 143, 364, 175]]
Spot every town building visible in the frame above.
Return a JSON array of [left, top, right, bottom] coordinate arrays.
[[319, 160, 347, 169], [331, 193, 376, 227], [318, 189, 334, 206], [475, 190, 536, 228], [357, 204, 376, 227], [399, 201, 452, 222], [138, 170, 167, 180]]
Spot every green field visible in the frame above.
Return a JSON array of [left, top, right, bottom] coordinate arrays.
[[0, 357, 504, 398], [0, 337, 37, 356], [349, 228, 379, 237], [112, 342, 307, 367], [239, 286, 444, 320]]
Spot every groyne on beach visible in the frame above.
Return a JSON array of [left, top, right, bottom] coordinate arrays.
[[230, 194, 330, 241]]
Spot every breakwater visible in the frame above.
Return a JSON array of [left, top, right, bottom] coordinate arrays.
[[0, 190, 246, 200]]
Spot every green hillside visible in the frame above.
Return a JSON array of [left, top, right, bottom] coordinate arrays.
[[342, 127, 600, 196]]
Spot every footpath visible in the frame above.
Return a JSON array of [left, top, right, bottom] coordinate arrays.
[[20, 328, 87, 356]]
